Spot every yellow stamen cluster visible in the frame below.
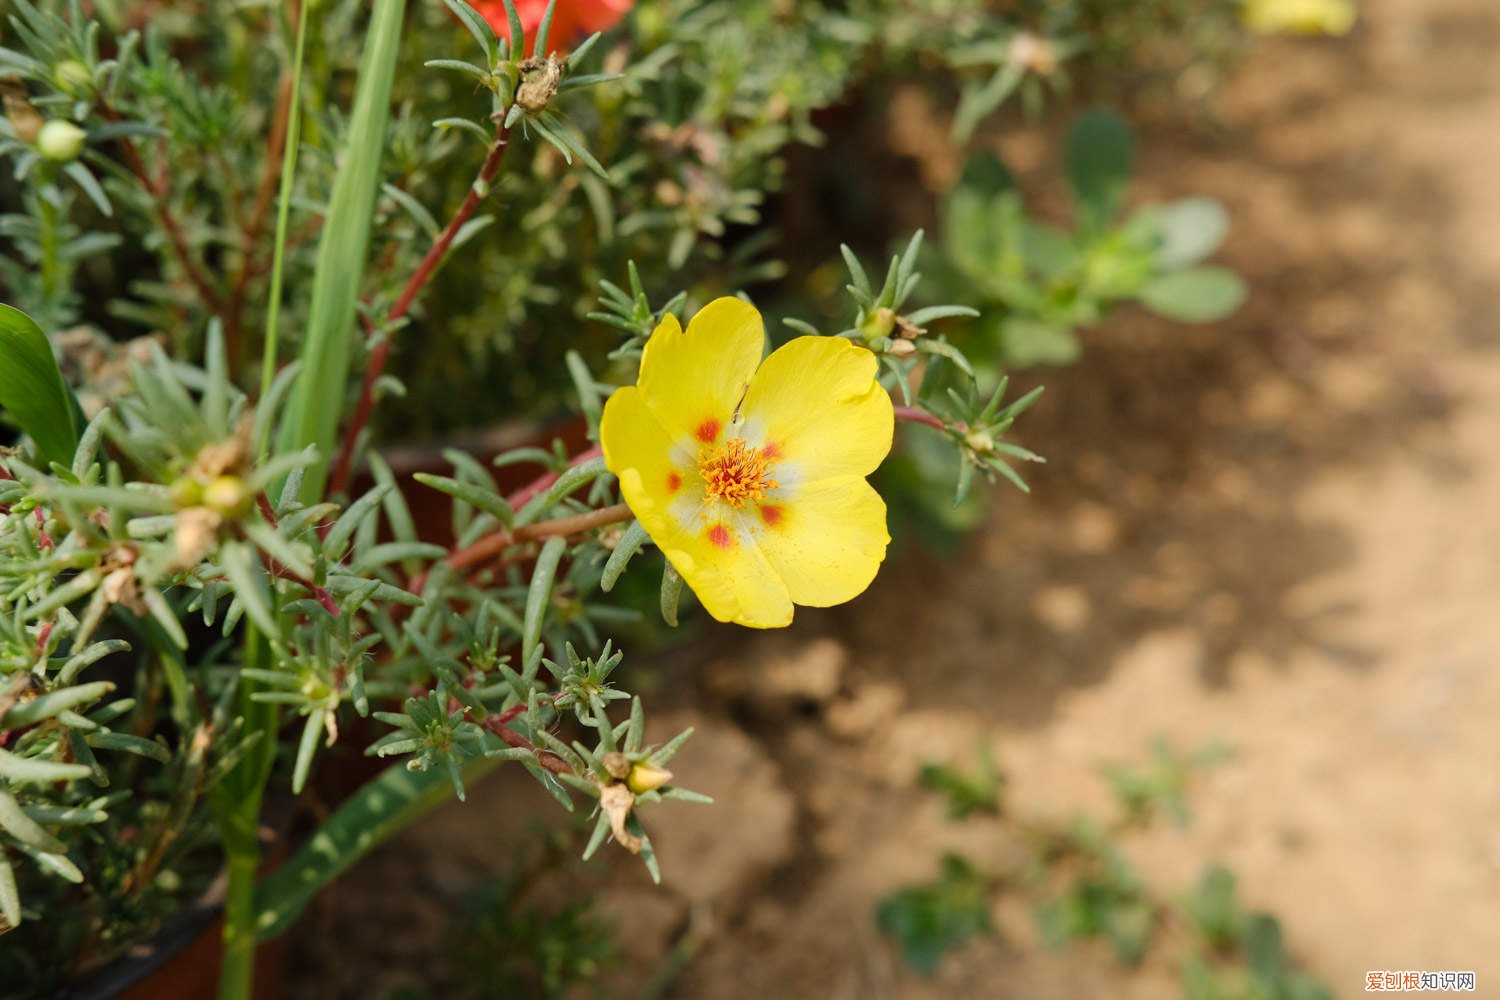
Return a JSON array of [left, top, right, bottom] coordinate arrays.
[[699, 438, 778, 508]]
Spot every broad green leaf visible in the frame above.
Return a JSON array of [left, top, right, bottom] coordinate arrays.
[[1154, 197, 1230, 269], [876, 854, 993, 974], [1138, 267, 1247, 324], [1065, 110, 1133, 235], [0, 304, 80, 466], [1000, 317, 1080, 368]]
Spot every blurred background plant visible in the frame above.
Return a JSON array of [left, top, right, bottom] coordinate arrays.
[[878, 740, 1333, 1000], [0, 0, 1296, 995]]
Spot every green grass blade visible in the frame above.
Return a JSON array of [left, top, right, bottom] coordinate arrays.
[[276, 0, 407, 498]]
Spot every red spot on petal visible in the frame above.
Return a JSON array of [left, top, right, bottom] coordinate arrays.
[[761, 441, 782, 460], [666, 471, 681, 493], [695, 418, 721, 443], [759, 504, 783, 527], [707, 523, 734, 549]]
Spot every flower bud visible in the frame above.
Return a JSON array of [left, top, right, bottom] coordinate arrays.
[[53, 60, 93, 97], [36, 120, 86, 162], [202, 475, 250, 518], [626, 761, 673, 795], [964, 429, 996, 455], [168, 477, 204, 510], [860, 307, 896, 342], [888, 338, 917, 357]]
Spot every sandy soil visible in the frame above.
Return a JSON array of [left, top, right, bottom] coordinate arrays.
[[289, 0, 1500, 995]]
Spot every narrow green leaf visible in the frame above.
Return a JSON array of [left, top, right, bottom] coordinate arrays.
[[291, 708, 324, 794], [600, 520, 649, 592], [659, 562, 682, 627], [0, 790, 66, 854], [523, 536, 567, 665], [412, 473, 514, 526], [0, 747, 91, 785], [0, 852, 20, 928], [1, 681, 114, 728], [532, 0, 557, 57]]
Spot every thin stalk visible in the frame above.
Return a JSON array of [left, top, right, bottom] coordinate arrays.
[[257, 0, 312, 453], [327, 119, 515, 497]]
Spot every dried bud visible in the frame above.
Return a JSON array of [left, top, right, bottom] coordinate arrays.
[[1009, 32, 1058, 77], [602, 751, 632, 781], [172, 507, 222, 569], [516, 55, 563, 115], [888, 338, 917, 357], [599, 782, 642, 853], [1, 75, 43, 144], [626, 761, 673, 795], [37, 120, 87, 162]]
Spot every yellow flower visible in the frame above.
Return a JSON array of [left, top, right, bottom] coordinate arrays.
[[1242, 0, 1356, 35], [600, 298, 893, 629]]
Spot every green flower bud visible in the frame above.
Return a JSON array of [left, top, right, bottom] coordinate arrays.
[[860, 307, 896, 342], [626, 761, 673, 795], [36, 120, 87, 162], [168, 477, 204, 510], [53, 60, 93, 97], [202, 475, 250, 518], [964, 429, 996, 455]]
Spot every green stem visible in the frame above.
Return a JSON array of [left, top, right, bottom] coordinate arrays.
[[257, 0, 312, 455], [34, 182, 61, 303], [214, 625, 279, 999], [220, 850, 260, 1000]]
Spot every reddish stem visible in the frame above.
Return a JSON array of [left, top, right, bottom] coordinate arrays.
[[507, 444, 602, 510], [482, 715, 572, 774], [102, 107, 228, 317], [253, 492, 339, 616], [406, 502, 632, 595], [894, 405, 947, 431], [327, 121, 515, 498]]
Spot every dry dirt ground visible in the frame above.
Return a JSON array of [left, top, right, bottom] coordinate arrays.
[[290, 0, 1500, 995]]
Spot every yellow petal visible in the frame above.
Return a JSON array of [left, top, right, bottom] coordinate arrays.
[[670, 519, 794, 628], [601, 385, 792, 629], [754, 476, 889, 607], [637, 297, 765, 445], [738, 336, 893, 485], [600, 384, 682, 513]]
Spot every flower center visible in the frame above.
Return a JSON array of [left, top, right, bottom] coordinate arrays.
[[698, 438, 778, 508]]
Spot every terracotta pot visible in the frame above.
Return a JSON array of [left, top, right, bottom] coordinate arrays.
[[356, 416, 591, 546]]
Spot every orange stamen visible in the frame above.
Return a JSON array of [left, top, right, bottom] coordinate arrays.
[[698, 437, 779, 508]]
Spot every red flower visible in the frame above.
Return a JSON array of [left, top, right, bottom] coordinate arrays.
[[472, 0, 632, 46]]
